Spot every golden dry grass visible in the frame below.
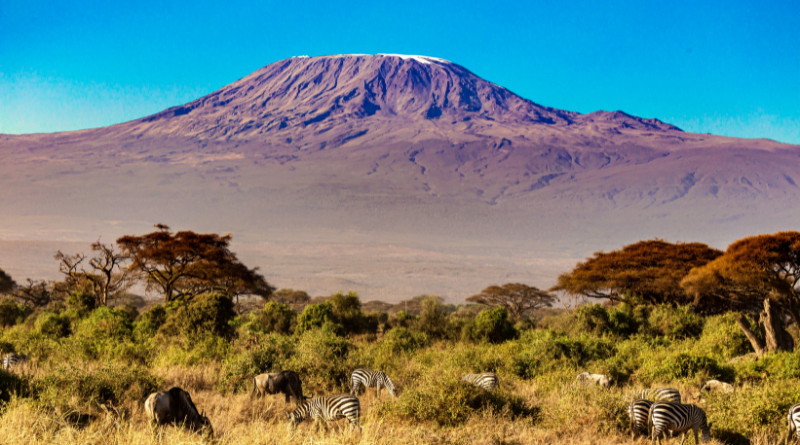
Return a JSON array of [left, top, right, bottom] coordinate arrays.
[[2, 363, 779, 445]]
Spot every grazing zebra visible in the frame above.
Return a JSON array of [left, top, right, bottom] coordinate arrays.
[[629, 387, 682, 403], [648, 401, 711, 445], [286, 394, 361, 433], [350, 369, 396, 398], [629, 398, 653, 439], [2, 353, 29, 372], [462, 373, 499, 392], [787, 403, 800, 445]]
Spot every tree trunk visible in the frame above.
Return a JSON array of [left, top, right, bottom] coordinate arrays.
[[760, 299, 795, 352], [736, 314, 766, 356], [737, 299, 794, 357]]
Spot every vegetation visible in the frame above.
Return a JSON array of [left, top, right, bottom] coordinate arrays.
[[2, 230, 800, 444]]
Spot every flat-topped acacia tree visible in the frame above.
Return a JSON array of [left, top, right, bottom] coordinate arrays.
[[682, 231, 800, 355], [117, 224, 274, 303], [550, 240, 723, 310], [467, 283, 556, 319]]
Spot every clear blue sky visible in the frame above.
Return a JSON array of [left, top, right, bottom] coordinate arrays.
[[1, 0, 798, 144]]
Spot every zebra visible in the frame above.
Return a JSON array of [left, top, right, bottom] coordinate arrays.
[[2, 353, 29, 372], [648, 401, 711, 445], [350, 369, 396, 398], [629, 387, 682, 403], [787, 403, 800, 445], [462, 373, 499, 392], [286, 394, 361, 433], [629, 398, 654, 439]]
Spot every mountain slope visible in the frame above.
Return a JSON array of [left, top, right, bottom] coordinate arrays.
[[0, 54, 798, 301]]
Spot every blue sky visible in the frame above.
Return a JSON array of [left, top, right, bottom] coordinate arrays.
[[1, 0, 798, 144]]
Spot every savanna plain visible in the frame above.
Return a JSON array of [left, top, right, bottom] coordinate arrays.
[[2, 231, 800, 445]]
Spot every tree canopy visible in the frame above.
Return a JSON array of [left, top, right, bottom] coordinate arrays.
[[682, 232, 800, 319], [0, 268, 15, 294], [117, 224, 274, 302], [467, 283, 555, 318], [681, 231, 800, 354], [551, 240, 722, 309]]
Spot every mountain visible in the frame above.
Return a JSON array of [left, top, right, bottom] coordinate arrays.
[[1, 54, 798, 302]]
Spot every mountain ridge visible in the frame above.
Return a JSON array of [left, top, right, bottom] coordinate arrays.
[[0, 54, 798, 302]]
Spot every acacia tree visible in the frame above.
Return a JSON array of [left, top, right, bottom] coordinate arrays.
[[467, 283, 556, 319], [54, 241, 132, 306], [271, 289, 311, 310], [682, 231, 800, 355], [551, 240, 722, 310], [13, 279, 57, 308], [117, 224, 274, 302]]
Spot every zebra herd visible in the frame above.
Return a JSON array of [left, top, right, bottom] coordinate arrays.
[[148, 368, 496, 434], [15, 351, 800, 443]]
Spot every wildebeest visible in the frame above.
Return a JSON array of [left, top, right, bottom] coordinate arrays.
[[573, 372, 612, 388], [694, 379, 734, 400], [144, 387, 212, 434], [252, 370, 306, 404]]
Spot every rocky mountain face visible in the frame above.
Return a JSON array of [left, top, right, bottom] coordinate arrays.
[[1, 54, 798, 301]]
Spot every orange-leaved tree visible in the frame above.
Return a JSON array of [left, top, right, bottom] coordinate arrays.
[[117, 224, 274, 303], [551, 240, 722, 310], [682, 231, 800, 355]]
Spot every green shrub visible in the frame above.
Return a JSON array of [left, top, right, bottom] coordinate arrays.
[[464, 307, 517, 344], [286, 329, 352, 391], [0, 297, 29, 327], [638, 352, 733, 384], [65, 291, 97, 319], [217, 333, 296, 394], [695, 313, 752, 360], [389, 311, 418, 329], [75, 307, 134, 341], [376, 371, 538, 426], [133, 305, 166, 341], [296, 303, 339, 335], [159, 293, 236, 338], [575, 304, 611, 336], [31, 363, 163, 408], [247, 302, 296, 335], [381, 327, 429, 354], [513, 330, 616, 379], [646, 305, 703, 339], [35, 312, 71, 338]]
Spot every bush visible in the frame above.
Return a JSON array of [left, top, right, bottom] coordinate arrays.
[[464, 307, 517, 344], [75, 307, 134, 341], [35, 312, 71, 338], [414, 298, 448, 339], [376, 371, 539, 426], [638, 351, 733, 384], [513, 330, 616, 379], [248, 302, 296, 335], [646, 305, 703, 339], [381, 327, 429, 354], [65, 291, 97, 319], [133, 305, 166, 340], [217, 333, 296, 394], [0, 297, 29, 327], [159, 293, 236, 338], [296, 303, 341, 335], [32, 363, 163, 408], [286, 329, 352, 391]]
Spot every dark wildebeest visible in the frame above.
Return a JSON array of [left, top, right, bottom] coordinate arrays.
[[144, 387, 212, 434], [252, 370, 306, 404]]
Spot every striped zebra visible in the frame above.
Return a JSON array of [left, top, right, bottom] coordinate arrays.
[[648, 401, 711, 444], [2, 353, 28, 372], [629, 387, 682, 403], [787, 403, 800, 445], [350, 369, 396, 398], [462, 373, 499, 392], [286, 394, 361, 433], [629, 398, 653, 439]]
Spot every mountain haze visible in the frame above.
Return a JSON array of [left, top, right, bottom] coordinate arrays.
[[1, 54, 798, 301]]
